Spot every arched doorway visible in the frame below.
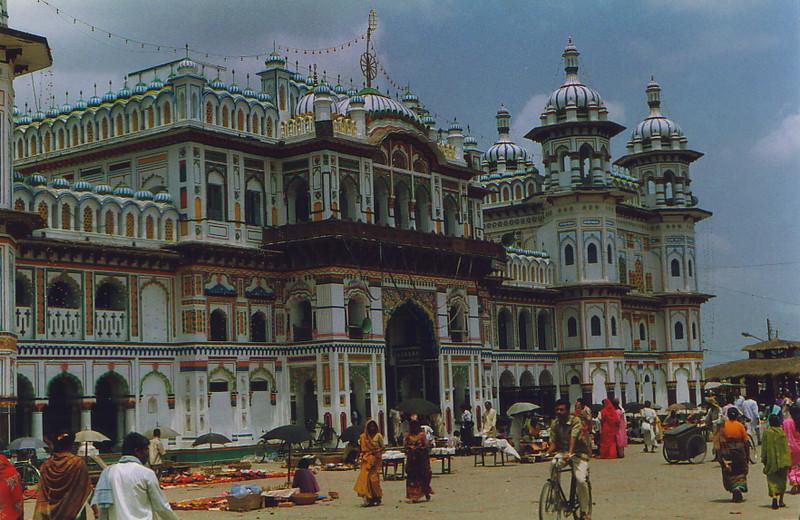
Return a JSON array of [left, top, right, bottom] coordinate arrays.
[[93, 372, 129, 449], [15, 375, 35, 438], [294, 378, 318, 428], [499, 370, 516, 414], [44, 373, 81, 437], [385, 302, 438, 408], [349, 376, 368, 426]]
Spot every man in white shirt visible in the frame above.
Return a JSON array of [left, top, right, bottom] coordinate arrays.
[[481, 401, 498, 437], [740, 397, 761, 444], [148, 428, 167, 476], [92, 432, 178, 520], [640, 401, 659, 453]]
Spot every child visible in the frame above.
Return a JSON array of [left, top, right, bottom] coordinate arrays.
[[762, 413, 791, 509]]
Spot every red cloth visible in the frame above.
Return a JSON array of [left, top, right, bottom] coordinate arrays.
[[598, 399, 620, 459], [0, 454, 23, 520]]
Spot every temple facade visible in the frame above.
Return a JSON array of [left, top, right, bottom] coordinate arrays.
[[1, 31, 710, 448]]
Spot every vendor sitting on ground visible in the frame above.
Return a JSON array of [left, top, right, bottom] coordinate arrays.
[[291, 456, 321, 495]]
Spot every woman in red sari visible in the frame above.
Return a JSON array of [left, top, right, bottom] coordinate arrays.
[[354, 419, 384, 507], [404, 420, 433, 502], [598, 398, 620, 459], [0, 453, 23, 520]]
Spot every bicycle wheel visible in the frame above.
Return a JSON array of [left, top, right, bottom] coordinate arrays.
[[571, 472, 592, 520], [16, 463, 40, 490], [255, 439, 268, 463], [539, 480, 565, 520], [747, 434, 758, 464], [687, 435, 707, 464]]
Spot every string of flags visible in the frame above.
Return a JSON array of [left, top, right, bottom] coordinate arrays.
[[34, 0, 369, 61]]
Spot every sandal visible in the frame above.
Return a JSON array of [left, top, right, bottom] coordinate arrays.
[[731, 488, 743, 503]]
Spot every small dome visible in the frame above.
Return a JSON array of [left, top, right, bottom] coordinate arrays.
[[346, 88, 358, 97], [483, 107, 528, 168], [46, 106, 60, 118], [243, 86, 256, 98], [334, 84, 347, 95], [134, 190, 154, 201], [313, 84, 331, 95], [348, 95, 365, 106], [177, 58, 198, 74], [148, 78, 165, 90], [630, 77, 684, 146], [256, 91, 272, 103], [72, 180, 93, 192], [102, 90, 117, 103], [336, 88, 421, 123], [87, 95, 102, 107], [448, 120, 463, 132], [132, 82, 148, 95], [422, 115, 436, 127], [13, 170, 24, 182], [118, 84, 132, 99], [291, 72, 305, 83], [74, 98, 88, 110], [296, 90, 339, 115], [265, 52, 285, 66], [60, 102, 73, 115], [50, 177, 70, 189], [402, 92, 419, 103], [153, 192, 173, 204], [12, 105, 19, 117], [94, 184, 113, 195], [26, 174, 47, 186], [544, 39, 604, 115], [18, 113, 32, 125], [464, 136, 478, 150], [228, 83, 242, 95], [305, 75, 315, 86], [113, 185, 134, 198], [209, 77, 226, 90], [32, 110, 46, 122]]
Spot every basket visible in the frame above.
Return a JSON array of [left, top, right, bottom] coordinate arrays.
[[317, 453, 341, 465], [290, 493, 318, 505], [227, 493, 262, 512]]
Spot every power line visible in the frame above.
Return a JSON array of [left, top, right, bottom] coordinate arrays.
[[704, 261, 800, 270], [700, 282, 800, 307]]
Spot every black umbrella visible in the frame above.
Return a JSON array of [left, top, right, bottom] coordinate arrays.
[[191, 433, 232, 467], [262, 424, 315, 485], [395, 398, 440, 416], [339, 425, 362, 444], [624, 402, 645, 413]]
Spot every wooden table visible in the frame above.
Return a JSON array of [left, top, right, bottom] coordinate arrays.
[[431, 453, 452, 474], [472, 446, 505, 467], [382, 458, 405, 480]]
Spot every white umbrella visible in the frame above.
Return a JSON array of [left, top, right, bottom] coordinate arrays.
[[506, 402, 540, 415], [75, 429, 110, 458], [144, 427, 180, 440]]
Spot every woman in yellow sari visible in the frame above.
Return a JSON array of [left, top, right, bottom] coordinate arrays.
[[354, 419, 384, 506]]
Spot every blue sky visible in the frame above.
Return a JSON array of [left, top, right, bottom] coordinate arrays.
[[9, 0, 800, 366]]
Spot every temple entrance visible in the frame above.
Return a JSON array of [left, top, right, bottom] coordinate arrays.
[[92, 372, 129, 449], [15, 375, 34, 438], [44, 373, 81, 437], [385, 302, 439, 410]]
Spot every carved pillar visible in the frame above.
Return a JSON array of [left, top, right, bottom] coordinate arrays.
[[666, 381, 677, 406], [124, 397, 136, 436], [80, 397, 95, 431], [32, 399, 46, 439], [688, 381, 697, 406]]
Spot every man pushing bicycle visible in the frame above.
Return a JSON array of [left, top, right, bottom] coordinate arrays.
[[545, 398, 591, 520]]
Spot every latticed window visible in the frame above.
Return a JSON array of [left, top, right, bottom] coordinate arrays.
[[147, 107, 155, 128], [86, 124, 94, 143], [61, 205, 71, 230], [237, 111, 244, 131], [222, 107, 229, 127], [30, 139, 37, 155], [72, 130, 79, 146], [165, 219, 174, 241], [38, 202, 48, 223], [132, 112, 139, 131], [101, 119, 108, 139], [104, 211, 115, 234], [44, 133, 51, 153], [252, 114, 259, 133], [58, 129, 64, 149], [266, 117, 273, 137], [279, 85, 286, 110], [146, 216, 155, 239], [116, 115, 124, 135], [17, 140, 23, 158], [163, 103, 171, 124], [206, 103, 213, 123], [83, 207, 93, 232], [126, 213, 135, 237], [14, 199, 25, 211]]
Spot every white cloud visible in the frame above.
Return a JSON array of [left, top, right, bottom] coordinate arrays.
[[754, 110, 800, 164], [509, 93, 549, 146]]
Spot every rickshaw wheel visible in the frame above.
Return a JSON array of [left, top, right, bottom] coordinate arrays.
[[686, 435, 707, 464], [662, 444, 680, 464]]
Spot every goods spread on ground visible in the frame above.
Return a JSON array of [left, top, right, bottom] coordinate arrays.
[[161, 469, 291, 487], [170, 497, 229, 511]]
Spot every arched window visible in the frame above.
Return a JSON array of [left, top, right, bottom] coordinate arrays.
[[537, 312, 549, 350], [607, 244, 613, 264], [567, 317, 578, 337], [131, 111, 139, 131], [590, 316, 601, 336], [222, 107, 230, 127], [61, 204, 72, 230], [497, 309, 511, 349], [101, 119, 109, 139], [688, 260, 693, 277], [639, 323, 647, 340], [692, 322, 697, 340], [95, 281, 125, 310], [116, 115, 124, 135], [564, 244, 574, 266], [104, 211, 115, 234], [610, 316, 617, 336], [163, 102, 171, 124], [83, 207, 94, 232], [279, 85, 286, 111], [58, 129, 65, 149], [671, 258, 681, 277], [125, 213, 135, 237], [674, 321, 684, 340], [587, 243, 598, 264], [145, 215, 155, 239], [207, 171, 225, 221], [47, 280, 78, 308], [165, 220, 174, 241], [266, 117, 273, 137], [206, 102, 214, 124], [391, 151, 407, 169], [250, 311, 267, 342], [237, 110, 244, 131], [209, 309, 228, 341]]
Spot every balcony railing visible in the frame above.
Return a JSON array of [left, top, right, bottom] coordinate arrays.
[[95, 310, 127, 340], [15, 307, 33, 339], [47, 307, 82, 340]]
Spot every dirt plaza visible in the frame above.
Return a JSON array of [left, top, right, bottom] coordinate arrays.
[[26, 447, 800, 520]]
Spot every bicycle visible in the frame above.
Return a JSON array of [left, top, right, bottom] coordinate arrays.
[[747, 433, 758, 464], [304, 421, 340, 451], [14, 460, 40, 497], [539, 454, 592, 520]]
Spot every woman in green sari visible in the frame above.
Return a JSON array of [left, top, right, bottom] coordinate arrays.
[[762, 413, 791, 509]]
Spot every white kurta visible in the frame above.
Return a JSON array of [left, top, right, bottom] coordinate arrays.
[[95, 460, 178, 520]]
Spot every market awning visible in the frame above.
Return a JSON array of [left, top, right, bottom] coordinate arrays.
[[706, 357, 800, 379]]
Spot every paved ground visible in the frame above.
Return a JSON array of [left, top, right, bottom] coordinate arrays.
[[25, 444, 800, 519]]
